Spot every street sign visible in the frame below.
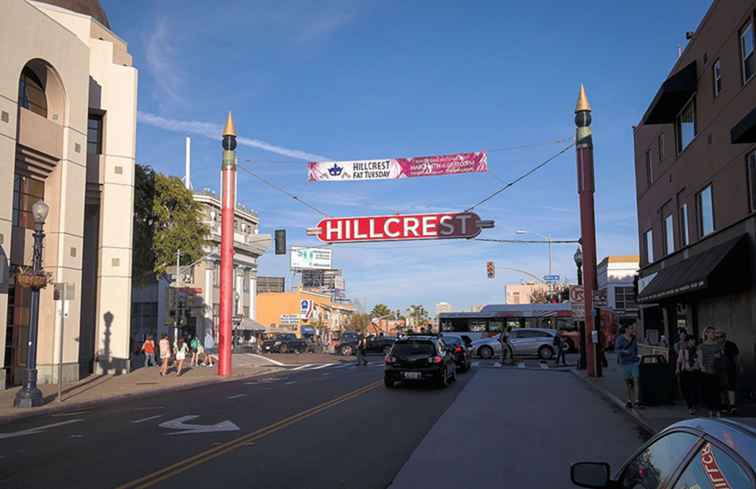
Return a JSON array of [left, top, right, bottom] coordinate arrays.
[[280, 314, 298, 325], [300, 299, 314, 320], [308, 212, 494, 243], [543, 274, 560, 283], [569, 285, 585, 320], [486, 261, 495, 279]]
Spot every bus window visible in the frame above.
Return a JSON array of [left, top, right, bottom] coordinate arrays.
[[470, 320, 487, 332], [440, 320, 454, 332], [556, 318, 576, 331], [488, 320, 505, 333], [505, 319, 520, 330], [523, 318, 539, 329]]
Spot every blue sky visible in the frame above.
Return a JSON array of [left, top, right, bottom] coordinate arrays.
[[103, 0, 711, 313]]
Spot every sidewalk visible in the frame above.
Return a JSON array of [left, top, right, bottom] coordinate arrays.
[[569, 352, 756, 434], [0, 354, 280, 423]]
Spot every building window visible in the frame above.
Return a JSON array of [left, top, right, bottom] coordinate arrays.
[[646, 149, 653, 185], [212, 266, 219, 287], [712, 59, 722, 97], [749, 151, 756, 211], [697, 185, 714, 237], [12, 175, 45, 229], [614, 286, 636, 310], [741, 21, 755, 84], [243, 272, 249, 292], [512, 292, 520, 304], [676, 97, 696, 152], [658, 133, 664, 162], [18, 67, 47, 118], [680, 203, 690, 246], [644, 229, 654, 264], [87, 115, 103, 155], [664, 213, 674, 255], [243, 306, 250, 318]]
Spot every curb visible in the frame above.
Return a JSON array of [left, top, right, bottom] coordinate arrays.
[[0, 366, 283, 425], [568, 368, 657, 436]]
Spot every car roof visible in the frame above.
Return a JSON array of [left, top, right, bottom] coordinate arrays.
[[396, 336, 437, 342], [664, 417, 756, 467], [511, 328, 555, 333]]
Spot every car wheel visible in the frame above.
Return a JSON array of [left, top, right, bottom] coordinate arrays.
[[384, 375, 395, 388], [436, 368, 449, 388], [341, 345, 353, 356], [450, 366, 457, 383], [280, 344, 288, 354], [478, 345, 494, 359], [563, 338, 575, 352], [538, 345, 554, 360]]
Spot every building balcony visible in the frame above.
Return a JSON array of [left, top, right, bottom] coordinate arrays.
[[17, 108, 63, 159]]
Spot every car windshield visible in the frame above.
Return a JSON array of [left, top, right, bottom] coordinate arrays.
[[393, 341, 436, 356], [442, 337, 461, 346]]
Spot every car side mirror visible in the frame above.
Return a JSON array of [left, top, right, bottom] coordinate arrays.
[[571, 462, 611, 488]]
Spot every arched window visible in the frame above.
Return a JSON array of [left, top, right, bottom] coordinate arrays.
[[18, 67, 48, 118]]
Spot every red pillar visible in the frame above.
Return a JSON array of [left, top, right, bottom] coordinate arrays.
[[219, 113, 237, 377], [575, 85, 598, 377]]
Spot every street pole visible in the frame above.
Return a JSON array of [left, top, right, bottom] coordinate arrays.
[[57, 283, 65, 402], [575, 85, 598, 377], [219, 112, 237, 377], [14, 200, 49, 408], [175, 249, 181, 345]]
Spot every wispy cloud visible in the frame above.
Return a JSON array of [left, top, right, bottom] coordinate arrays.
[[297, 12, 354, 43], [144, 18, 184, 108], [137, 112, 328, 161]]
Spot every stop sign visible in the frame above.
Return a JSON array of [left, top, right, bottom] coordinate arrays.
[[309, 212, 493, 243]]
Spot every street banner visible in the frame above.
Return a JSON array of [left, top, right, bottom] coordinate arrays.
[[309, 212, 492, 243], [290, 247, 332, 270], [307, 152, 488, 182], [300, 299, 314, 320]]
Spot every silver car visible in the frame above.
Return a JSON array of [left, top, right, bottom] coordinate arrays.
[[471, 328, 559, 360]]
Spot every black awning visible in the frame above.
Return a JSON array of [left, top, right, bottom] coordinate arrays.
[[642, 61, 698, 125], [637, 235, 745, 303], [731, 106, 756, 144]]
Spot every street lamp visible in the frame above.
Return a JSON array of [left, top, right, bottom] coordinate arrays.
[[15, 200, 49, 408], [515, 230, 552, 276], [573, 246, 583, 286]]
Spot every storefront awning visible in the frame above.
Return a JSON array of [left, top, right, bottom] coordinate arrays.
[[637, 236, 745, 303], [642, 61, 697, 125], [731, 106, 756, 144], [236, 318, 266, 331]]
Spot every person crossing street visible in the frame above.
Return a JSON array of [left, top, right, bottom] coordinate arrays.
[[356, 336, 368, 366]]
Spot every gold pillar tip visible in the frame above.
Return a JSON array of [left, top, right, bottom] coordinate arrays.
[[575, 84, 592, 112], [223, 112, 236, 137]]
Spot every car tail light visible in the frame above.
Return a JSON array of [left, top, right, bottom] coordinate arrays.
[[428, 355, 443, 364], [384, 355, 396, 364], [454, 346, 462, 353]]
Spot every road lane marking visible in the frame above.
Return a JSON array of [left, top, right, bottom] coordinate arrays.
[[132, 415, 164, 424], [291, 364, 314, 371], [51, 411, 89, 417], [226, 394, 246, 400], [70, 434, 84, 438], [0, 419, 84, 440], [116, 380, 382, 489], [312, 363, 336, 370], [518, 362, 526, 368], [159, 416, 240, 436], [540, 362, 549, 369], [321, 373, 330, 376], [284, 381, 296, 385], [246, 353, 287, 366]]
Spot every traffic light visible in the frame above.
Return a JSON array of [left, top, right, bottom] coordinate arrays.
[[486, 261, 495, 279], [275, 229, 286, 255]]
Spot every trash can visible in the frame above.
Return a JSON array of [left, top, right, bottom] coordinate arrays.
[[638, 354, 673, 405]]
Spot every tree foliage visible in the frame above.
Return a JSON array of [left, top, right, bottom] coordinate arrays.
[[369, 303, 392, 319], [132, 164, 209, 283], [407, 304, 429, 326], [347, 313, 370, 333]]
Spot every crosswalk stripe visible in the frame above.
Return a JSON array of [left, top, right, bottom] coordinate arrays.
[[517, 363, 526, 368], [539, 362, 549, 369], [291, 364, 315, 371], [311, 363, 336, 370]]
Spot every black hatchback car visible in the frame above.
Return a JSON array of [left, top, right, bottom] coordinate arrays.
[[384, 336, 456, 388], [261, 334, 309, 353], [571, 417, 756, 489]]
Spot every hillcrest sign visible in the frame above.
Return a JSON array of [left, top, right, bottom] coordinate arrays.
[[307, 212, 494, 243]]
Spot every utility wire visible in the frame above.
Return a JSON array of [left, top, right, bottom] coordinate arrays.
[[464, 142, 575, 213], [236, 162, 330, 218], [474, 238, 579, 244]]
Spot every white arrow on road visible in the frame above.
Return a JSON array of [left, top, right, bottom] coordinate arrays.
[[159, 416, 239, 436], [0, 419, 84, 440]]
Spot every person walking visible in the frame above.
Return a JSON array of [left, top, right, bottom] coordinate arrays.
[[175, 337, 189, 376], [676, 336, 701, 415], [356, 336, 368, 366], [615, 324, 641, 409], [553, 332, 567, 366], [719, 331, 741, 414], [190, 336, 200, 367], [159, 334, 171, 376], [699, 326, 723, 417], [141, 335, 156, 368]]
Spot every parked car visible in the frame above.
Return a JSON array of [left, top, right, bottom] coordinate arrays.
[[334, 331, 361, 355], [440, 335, 472, 372], [571, 417, 755, 489], [384, 336, 456, 388], [364, 335, 397, 354], [261, 334, 309, 353], [471, 328, 559, 360]]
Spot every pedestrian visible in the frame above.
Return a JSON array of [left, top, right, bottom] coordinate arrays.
[[553, 332, 567, 366], [614, 324, 641, 409], [190, 336, 200, 367], [676, 336, 701, 415], [699, 326, 723, 417], [499, 331, 511, 365], [141, 335, 156, 368], [159, 334, 171, 376], [204, 330, 217, 367], [175, 336, 189, 376], [719, 331, 741, 414], [356, 336, 368, 366]]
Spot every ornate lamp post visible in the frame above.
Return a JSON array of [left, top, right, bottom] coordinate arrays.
[[573, 246, 583, 286], [14, 200, 50, 408], [218, 113, 237, 377]]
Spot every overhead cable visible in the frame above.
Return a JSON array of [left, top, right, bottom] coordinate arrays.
[[236, 162, 330, 217]]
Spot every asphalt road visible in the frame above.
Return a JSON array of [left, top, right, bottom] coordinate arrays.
[[0, 358, 646, 489]]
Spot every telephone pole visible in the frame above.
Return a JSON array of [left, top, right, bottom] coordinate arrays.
[[218, 113, 237, 377]]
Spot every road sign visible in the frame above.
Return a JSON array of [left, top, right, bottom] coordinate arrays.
[[569, 285, 585, 320], [543, 274, 560, 283], [486, 261, 495, 279], [308, 212, 494, 243]]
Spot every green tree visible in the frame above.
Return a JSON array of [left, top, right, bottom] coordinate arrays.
[[348, 313, 370, 333], [370, 303, 392, 319], [132, 164, 209, 284], [393, 309, 405, 320], [407, 304, 429, 328]]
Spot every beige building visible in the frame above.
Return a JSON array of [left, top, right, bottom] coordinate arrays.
[[0, 0, 137, 388], [504, 282, 548, 304], [435, 302, 453, 315]]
